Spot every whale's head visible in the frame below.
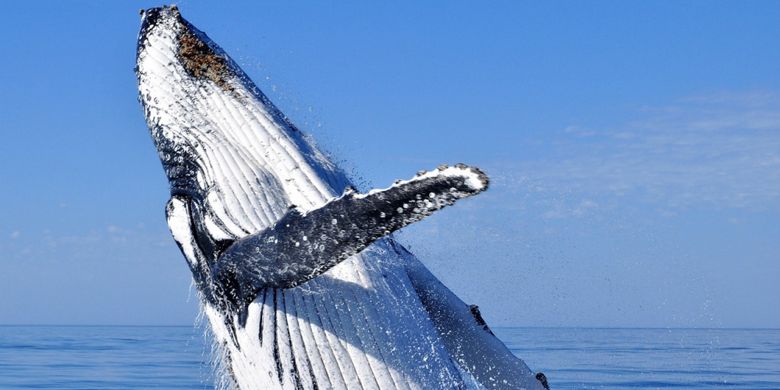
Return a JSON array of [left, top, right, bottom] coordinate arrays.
[[136, 6, 348, 242]]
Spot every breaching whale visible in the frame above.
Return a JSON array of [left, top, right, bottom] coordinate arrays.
[[136, 6, 548, 390]]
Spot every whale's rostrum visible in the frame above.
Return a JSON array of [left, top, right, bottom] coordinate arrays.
[[136, 5, 548, 390]]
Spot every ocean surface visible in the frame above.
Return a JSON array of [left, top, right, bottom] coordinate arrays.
[[0, 326, 777, 389]]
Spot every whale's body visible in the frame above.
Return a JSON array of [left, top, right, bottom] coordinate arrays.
[[136, 6, 546, 390]]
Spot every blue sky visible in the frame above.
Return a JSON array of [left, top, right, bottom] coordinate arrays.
[[1, 1, 778, 327]]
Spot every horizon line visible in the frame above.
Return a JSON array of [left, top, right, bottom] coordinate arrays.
[[1, 324, 778, 331]]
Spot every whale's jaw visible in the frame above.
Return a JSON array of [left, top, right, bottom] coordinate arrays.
[[137, 6, 547, 390]]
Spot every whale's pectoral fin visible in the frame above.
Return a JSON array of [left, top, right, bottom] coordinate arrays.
[[165, 195, 216, 294], [212, 165, 489, 309]]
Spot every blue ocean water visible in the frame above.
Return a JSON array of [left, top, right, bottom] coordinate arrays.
[[501, 327, 780, 389], [0, 326, 777, 389]]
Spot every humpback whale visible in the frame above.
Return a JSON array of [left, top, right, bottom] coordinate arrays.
[[136, 6, 548, 390]]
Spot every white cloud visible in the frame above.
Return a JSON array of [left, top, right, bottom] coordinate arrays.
[[497, 91, 780, 213], [5, 224, 175, 264], [542, 199, 599, 220]]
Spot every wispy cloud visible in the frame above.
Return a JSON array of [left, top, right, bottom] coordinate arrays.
[[3, 224, 175, 264], [494, 91, 780, 215]]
